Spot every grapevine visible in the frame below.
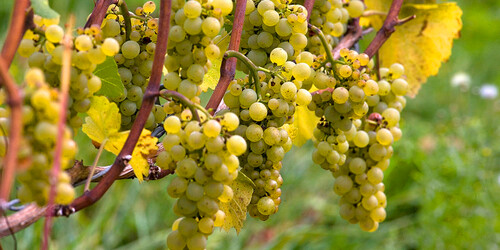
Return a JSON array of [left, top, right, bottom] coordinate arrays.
[[0, 0, 463, 248]]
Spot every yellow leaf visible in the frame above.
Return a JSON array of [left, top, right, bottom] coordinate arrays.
[[82, 96, 158, 181], [379, 3, 462, 96], [129, 130, 158, 182], [292, 105, 319, 146], [361, 0, 437, 29], [200, 30, 231, 92], [201, 57, 221, 92], [219, 172, 254, 233], [81, 96, 121, 143]]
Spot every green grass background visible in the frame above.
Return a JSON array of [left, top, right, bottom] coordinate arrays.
[[1, 0, 500, 249]]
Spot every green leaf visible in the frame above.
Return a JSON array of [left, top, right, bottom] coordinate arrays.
[[219, 172, 254, 233], [94, 56, 125, 98], [31, 0, 60, 20]]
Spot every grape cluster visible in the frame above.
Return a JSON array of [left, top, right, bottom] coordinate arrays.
[[95, 2, 168, 130], [156, 110, 246, 250], [308, 48, 407, 231], [163, 0, 231, 102], [219, 65, 311, 220], [0, 68, 77, 206], [18, 15, 121, 128], [240, 0, 310, 69]]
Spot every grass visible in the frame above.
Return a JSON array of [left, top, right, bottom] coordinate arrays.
[[2, 0, 500, 249]]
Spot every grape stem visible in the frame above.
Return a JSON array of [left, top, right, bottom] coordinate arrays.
[[363, 0, 416, 58], [85, 0, 119, 28], [84, 139, 108, 192], [225, 50, 261, 99], [57, 0, 173, 216], [257, 67, 285, 82], [205, 0, 247, 114], [128, 11, 148, 21], [119, 1, 132, 41], [42, 16, 75, 250], [308, 24, 338, 67], [159, 89, 213, 122]]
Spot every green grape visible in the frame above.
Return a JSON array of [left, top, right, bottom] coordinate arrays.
[[167, 230, 186, 250], [239, 89, 257, 108], [257, 0, 274, 15], [249, 102, 267, 121], [55, 183, 76, 205], [202, 120, 221, 138], [377, 80, 391, 96], [184, 0, 202, 18], [187, 233, 207, 250], [376, 128, 393, 146], [367, 167, 384, 184], [289, 33, 307, 49], [346, 0, 365, 18], [46, 25, 65, 43], [275, 18, 292, 37], [204, 181, 224, 198], [201, 17, 221, 38], [187, 64, 205, 83], [391, 78, 408, 96], [332, 87, 349, 104], [186, 182, 204, 201], [291, 63, 311, 81], [382, 108, 400, 127], [370, 207, 386, 222], [219, 185, 233, 202], [101, 38, 120, 56], [198, 217, 214, 234], [221, 112, 239, 131], [205, 44, 220, 60], [257, 31, 273, 48], [368, 143, 387, 161], [169, 25, 186, 42], [183, 17, 202, 35], [389, 63, 405, 78], [164, 72, 182, 90], [75, 35, 93, 52], [257, 196, 275, 215], [263, 10, 280, 26], [226, 135, 247, 156], [143, 1, 156, 14], [121, 41, 141, 59], [349, 157, 366, 175], [212, 0, 233, 15], [245, 123, 263, 142], [333, 175, 353, 195], [18, 39, 36, 57], [269, 48, 287, 66], [119, 100, 137, 116], [280, 81, 297, 100], [361, 195, 378, 210]]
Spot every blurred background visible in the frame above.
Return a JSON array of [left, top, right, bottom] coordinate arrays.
[[1, 0, 500, 249]]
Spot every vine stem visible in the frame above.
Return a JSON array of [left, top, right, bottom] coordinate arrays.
[[0, 0, 31, 69], [225, 50, 261, 98], [54, 0, 172, 216], [205, 0, 246, 114], [159, 89, 206, 122], [303, 0, 315, 20], [42, 16, 74, 250], [85, 0, 119, 28], [0, 0, 30, 204], [364, 0, 415, 58], [84, 139, 108, 192], [308, 23, 336, 66], [120, 2, 132, 41]]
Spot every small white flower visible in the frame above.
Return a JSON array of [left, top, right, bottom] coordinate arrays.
[[479, 84, 498, 99], [451, 72, 470, 91]]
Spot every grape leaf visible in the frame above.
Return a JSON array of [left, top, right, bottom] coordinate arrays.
[[82, 96, 158, 181], [378, 3, 463, 96], [361, 0, 437, 29], [31, 0, 60, 19], [219, 172, 254, 233], [201, 57, 221, 92], [201, 30, 231, 92], [94, 56, 125, 98], [292, 105, 319, 146]]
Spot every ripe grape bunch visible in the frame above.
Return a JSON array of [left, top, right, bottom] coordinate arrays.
[[0, 68, 76, 206], [308, 48, 408, 232], [156, 110, 246, 250], [0, 0, 442, 246]]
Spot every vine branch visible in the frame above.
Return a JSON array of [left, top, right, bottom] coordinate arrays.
[[0, 0, 31, 69], [84, 0, 119, 28], [303, 0, 315, 20], [364, 0, 415, 58], [56, 0, 172, 216], [205, 0, 247, 115]]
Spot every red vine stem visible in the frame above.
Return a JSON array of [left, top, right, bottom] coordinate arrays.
[[56, 0, 172, 215], [363, 0, 415, 58], [205, 0, 247, 114], [0, 0, 30, 204], [303, 0, 315, 20], [84, 0, 119, 28], [0, 59, 22, 204], [42, 16, 74, 250], [0, 0, 30, 69]]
